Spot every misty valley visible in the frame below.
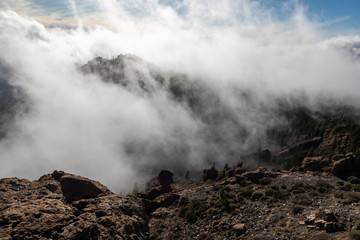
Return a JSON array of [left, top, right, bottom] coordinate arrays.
[[1, 0, 360, 239]]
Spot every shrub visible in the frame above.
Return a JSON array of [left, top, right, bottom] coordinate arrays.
[[292, 206, 304, 214], [179, 198, 208, 222], [336, 181, 345, 186], [340, 184, 353, 191], [259, 178, 272, 185], [355, 220, 360, 230], [342, 192, 360, 204], [179, 197, 189, 206], [292, 195, 312, 206], [265, 189, 276, 196], [238, 187, 253, 199], [349, 176, 360, 185], [185, 213, 198, 224], [219, 186, 231, 210], [315, 180, 333, 194], [349, 230, 360, 240], [178, 206, 188, 218], [334, 192, 344, 199], [250, 192, 264, 201]]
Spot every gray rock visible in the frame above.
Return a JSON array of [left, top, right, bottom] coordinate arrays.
[[233, 223, 246, 235]]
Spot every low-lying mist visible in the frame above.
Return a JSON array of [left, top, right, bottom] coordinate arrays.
[[0, 0, 360, 192]]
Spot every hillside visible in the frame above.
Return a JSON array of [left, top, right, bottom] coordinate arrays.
[[1, 165, 360, 239], [1, 55, 360, 239]]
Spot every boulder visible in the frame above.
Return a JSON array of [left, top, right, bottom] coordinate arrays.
[[301, 157, 329, 171], [146, 170, 174, 193], [323, 209, 338, 222], [233, 223, 246, 235], [157, 170, 174, 192], [332, 153, 360, 178], [325, 222, 345, 233], [241, 167, 278, 183], [242, 169, 265, 183], [139, 170, 174, 204], [0, 172, 148, 240], [57, 173, 111, 202]]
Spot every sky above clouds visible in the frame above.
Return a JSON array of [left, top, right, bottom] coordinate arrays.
[[1, 0, 360, 34]]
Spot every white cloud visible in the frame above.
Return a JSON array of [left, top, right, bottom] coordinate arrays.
[[0, 1, 360, 192]]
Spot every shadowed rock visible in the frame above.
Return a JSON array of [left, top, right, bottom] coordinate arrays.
[[157, 170, 174, 193], [141, 170, 174, 201], [301, 156, 329, 172], [58, 173, 111, 202], [332, 153, 360, 178]]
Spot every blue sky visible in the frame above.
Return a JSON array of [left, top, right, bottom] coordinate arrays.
[[2, 0, 360, 34], [302, 0, 360, 33]]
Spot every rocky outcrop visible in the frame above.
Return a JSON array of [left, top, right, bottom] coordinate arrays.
[[147, 166, 360, 239], [157, 170, 174, 193], [241, 167, 278, 183], [300, 156, 330, 172], [300, 210, 345, 233], [138, 170, 176, 215], [315, 134, 353, 158], [2, 166, 360, 240], [50, 170, 111, 202], [332, 153, 360, 178], [276, 137, 322, 158], [0, 171, 148, 240], [142, 170, 174, 200]]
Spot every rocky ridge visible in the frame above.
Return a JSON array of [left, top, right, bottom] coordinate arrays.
[[1, 161, 360, 239], [0, 171, 148, 240]]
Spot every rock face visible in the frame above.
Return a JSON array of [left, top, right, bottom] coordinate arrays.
[[332, 153, 360, 178], [0, 171, 148, 240], [1, 167, 360, 240], [301, 156, 329, 171]]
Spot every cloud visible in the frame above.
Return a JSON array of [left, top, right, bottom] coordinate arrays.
[[0, 1, 360, 192]]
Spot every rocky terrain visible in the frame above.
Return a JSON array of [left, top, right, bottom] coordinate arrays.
[[0, 171, 148, 240], [1, 150, 360, 240], [1, 55, 360, 239]]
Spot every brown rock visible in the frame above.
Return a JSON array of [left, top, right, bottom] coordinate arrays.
[[323, 209, 338, 222], [233, 223, 246, 235], [58, 174, 111, 202], [145, 170, 174, 193], [157, 170, 174, 192], [315, 219, 326, 229], [305, 214, 316, 225], [242, 169, 265, 183], [241, 167, 277, 183], [0, 172, 148, 240], [301, 157, 329, 171], [325, 222, 345, 233], [332, 153, 360, 178]]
